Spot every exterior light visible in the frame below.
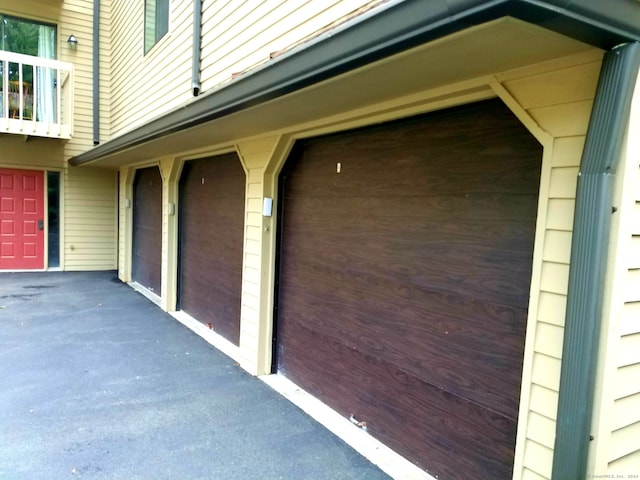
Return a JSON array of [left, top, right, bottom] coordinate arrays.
[[67, 34, 78, 50]]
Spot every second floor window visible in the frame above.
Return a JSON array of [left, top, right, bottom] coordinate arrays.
[[0, 14, 57, 122], [144, 0, 169, 54]]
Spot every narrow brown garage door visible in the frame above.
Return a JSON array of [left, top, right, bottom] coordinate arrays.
[[276, 99, 542, 480], [132, 166, 163, 295], [178, 154, 245, 345]]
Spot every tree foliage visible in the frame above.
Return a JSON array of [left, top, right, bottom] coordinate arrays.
[[1, 15, 40, 83]]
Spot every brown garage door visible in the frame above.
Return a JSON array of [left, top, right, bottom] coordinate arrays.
[[178, 154, 245, 345], [276, 99, 542, 480], [132, 166, 163, 295]]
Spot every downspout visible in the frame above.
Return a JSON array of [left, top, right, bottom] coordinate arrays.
[[192, 0, 202, 96], [551, 42, 640, 480], [93, 0, 100, 145]]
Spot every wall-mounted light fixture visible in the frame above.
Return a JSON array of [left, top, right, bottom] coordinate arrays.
[[67, 34, 78, 50]]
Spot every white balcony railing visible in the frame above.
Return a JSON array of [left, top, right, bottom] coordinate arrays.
[[0, 50, 73, 139]]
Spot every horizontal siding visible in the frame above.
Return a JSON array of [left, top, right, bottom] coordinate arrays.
[[618, 334, 640, 367], [608, 450, 640, 475], [108, 0, 382, 137], [616, 364, 640, 400], [625, 269, 640, 302], [607, 145, 640, 471], [522, 468, 549, 480], [620, 302, 640, 336], [200, 1, 374, 89], [534, 322, 564, 360], [64, 167, 117, 270], [632, 202, 640, 232], [523, 440, 553, 479], [98, 0, 112, 141], [531, 353, 562, 391], [542, 230, 572, 264], [540, 262, 570, 295], [201, 1, 366, 74], [610, 422, 640, 462], [59, 0, 98, 159], [505, 57, 601, 480], [529, 384, 559, 421], [109, 0, 193, 137], [612, 393, 640, 432], [537, 292, 567, 327], [527, 412, 556, 449], [240, 160, 264, 369], [628, 236, 640, 268]]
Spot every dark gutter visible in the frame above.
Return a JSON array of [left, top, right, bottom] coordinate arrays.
[[92, 0, 100, 145], [192, 0, 202, 96], [69, 0, 640, 166], [552, 41, 640, 480]]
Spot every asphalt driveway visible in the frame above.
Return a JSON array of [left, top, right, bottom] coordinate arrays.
[[0, 271, 391, 480]]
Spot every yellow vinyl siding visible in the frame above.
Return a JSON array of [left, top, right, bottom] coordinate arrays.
[[621, 302, 640, 336], [109, 0, 193, 137], [499, 54, 603, 480], [98, 0, 112, 141], [59, 0, 98, 159], [108, 0, 381, 138], [606, 83, 640, 473], [612, 393, 640, 431], [64, 167, 117, 270], [234, 136, 288, 373], [584, 70, 640, 477], [199, 1, 376, 90]]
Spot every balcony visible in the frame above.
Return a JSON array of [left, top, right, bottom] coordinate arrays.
[[0, 50, 73, 139]]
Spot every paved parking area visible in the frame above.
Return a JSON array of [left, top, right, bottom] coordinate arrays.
[[0, 271, 391, 480]]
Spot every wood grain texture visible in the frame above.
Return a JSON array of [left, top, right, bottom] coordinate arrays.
[[276, 99, 542, 480], [178, 154, 245, 345], [132, 166, 163, 295]]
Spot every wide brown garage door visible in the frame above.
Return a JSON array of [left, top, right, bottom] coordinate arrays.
[[178, 154, 245, 345], [132, 166, 163, 295], [276, 99, 542, 480]]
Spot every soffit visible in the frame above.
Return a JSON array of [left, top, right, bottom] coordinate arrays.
[[86, 18, 594, 168]]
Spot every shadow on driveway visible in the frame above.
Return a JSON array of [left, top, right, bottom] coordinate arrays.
[[0, 271, 391, 480]]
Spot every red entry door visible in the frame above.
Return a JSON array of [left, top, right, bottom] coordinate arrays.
[[0, 168, 45, 270]]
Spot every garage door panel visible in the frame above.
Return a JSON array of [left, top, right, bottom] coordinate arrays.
[[179, 154, 245, 345], [282, 193, 538, 252], [279, 281, 526, 418], [285, 118, 540, 200], [278, 319, 517, 480], [282, 230, 534, 308], [284, 192, 538, 229], [284, 158, 540, 198]]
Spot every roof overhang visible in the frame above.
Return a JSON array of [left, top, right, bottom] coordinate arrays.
[[70, 0, 640, 168]]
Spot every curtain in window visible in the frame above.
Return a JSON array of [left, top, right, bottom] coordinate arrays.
[[36, 25, 55, 123]]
